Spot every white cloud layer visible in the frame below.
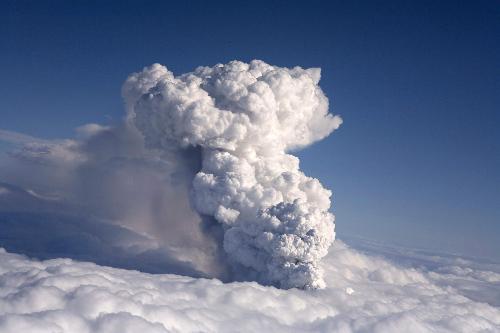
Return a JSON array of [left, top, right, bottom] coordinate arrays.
[[0, 240, 499, 333]]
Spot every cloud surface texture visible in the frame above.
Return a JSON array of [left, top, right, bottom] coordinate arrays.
[[0, 240, 499, 333]]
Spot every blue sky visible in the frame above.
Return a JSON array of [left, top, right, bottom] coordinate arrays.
[[1, 0, 499, 260]]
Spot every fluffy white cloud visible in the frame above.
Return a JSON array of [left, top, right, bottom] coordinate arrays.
[[124, 60, 342, 289], [0, 240, 499, 333]]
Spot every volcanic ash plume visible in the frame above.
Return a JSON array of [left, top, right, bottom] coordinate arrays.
[[123, 60, 342, 289]]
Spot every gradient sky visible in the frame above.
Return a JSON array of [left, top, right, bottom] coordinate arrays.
[[1, 0, 499, 260]]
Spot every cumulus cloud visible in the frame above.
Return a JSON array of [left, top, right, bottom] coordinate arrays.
[[124, 60, 342, 289], [0, 240, 499, 333]]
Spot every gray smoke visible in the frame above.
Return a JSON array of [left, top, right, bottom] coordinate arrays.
[[0, 124, 226, 278]]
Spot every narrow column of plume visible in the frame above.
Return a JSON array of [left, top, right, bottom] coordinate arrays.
[[122, 60, 342, 289]]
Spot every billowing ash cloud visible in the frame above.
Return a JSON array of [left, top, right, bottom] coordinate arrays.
[[123, 60, 342, 289]]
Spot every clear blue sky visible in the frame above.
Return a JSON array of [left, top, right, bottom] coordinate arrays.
[[1, 0, 499, 260]]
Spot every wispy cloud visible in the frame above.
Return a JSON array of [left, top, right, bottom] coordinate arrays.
[[0, 129, 50, 145]]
